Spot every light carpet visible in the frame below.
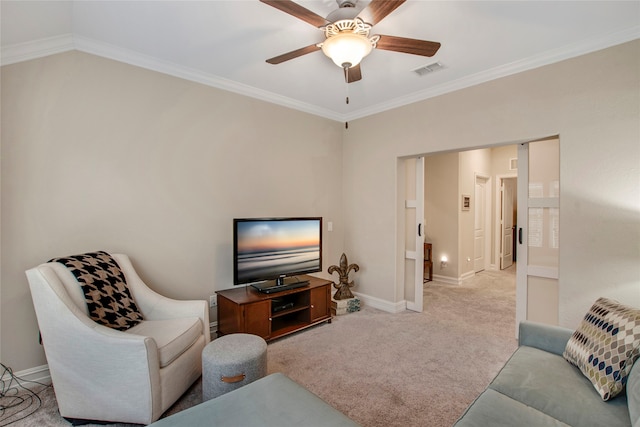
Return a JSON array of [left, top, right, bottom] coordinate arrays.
[[4, 267, 517, 427]]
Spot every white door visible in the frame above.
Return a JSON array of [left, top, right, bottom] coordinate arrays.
[[404, 157, 425, 312], [516, 138, 560, 335], [501, 178, 515, 269], [474, 176, 488, 272]]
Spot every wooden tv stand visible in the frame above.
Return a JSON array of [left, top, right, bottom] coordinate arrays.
[[216, 275, 332, 342]]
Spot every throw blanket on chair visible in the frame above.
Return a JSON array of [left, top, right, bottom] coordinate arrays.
[[50, 251, 143, 331]]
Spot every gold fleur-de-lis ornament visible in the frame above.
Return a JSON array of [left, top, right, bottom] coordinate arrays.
[[328, 253, 359, 300]]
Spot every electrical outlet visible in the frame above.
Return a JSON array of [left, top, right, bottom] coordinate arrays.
[[209, 295, 217, 308]]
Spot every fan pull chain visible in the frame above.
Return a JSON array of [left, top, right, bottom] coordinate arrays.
[[345, 66, 350, 105], [342, 64, 351, 105], [344, 65, 349, 129], [344, 64, 349, 105]]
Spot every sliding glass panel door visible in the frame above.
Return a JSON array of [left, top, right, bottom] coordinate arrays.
[[516, 138, 560, 332], [404, 157, 424, 312]]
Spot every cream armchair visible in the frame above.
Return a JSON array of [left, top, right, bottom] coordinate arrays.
[[26, 253, 210, 425]]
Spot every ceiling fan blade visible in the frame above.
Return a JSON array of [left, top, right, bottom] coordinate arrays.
[[375, 35, 441, 57], [358, 0, 406, 26], [266, 44, 321, 64], [345, 64, 362, 83], [260, 0, 329, 27]]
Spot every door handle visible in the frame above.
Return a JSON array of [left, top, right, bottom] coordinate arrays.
[[418, 223, 422, 236], [518, 228, 523, 244]]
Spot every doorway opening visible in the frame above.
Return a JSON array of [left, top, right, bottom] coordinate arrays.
[[398, 136, 560, 337], [499, 177, 517, 271], [419, 145, 518, 284]]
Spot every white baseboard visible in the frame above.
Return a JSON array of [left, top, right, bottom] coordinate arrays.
[[431, 274, 461, 285], [209, 321, 218, 337], [1, 364, 51, 391], [460, 271, 475, 281], [431, 272, 478, 285], [353, 292, 406, 313]]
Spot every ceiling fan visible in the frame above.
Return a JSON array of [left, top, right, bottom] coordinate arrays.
[[261, 0, 441, 83]]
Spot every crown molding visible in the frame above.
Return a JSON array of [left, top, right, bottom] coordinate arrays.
[[1, 34, 74, 66], [344, 26, 640, 121], [2, 26, 638, 122], [72, 36, 344, 122], [0, 33, 342, 121]]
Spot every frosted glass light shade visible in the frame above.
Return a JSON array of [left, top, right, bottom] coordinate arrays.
[[321, 32, 373, 68]]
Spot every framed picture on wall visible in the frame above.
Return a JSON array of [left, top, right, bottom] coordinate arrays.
[[462, 194, 471, 211]]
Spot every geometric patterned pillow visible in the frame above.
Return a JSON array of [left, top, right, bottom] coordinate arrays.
[[563, 297, 640, 401], [49, 251, 144, 331]]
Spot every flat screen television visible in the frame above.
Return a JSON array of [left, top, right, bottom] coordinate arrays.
[[233, 217, 322, 292]]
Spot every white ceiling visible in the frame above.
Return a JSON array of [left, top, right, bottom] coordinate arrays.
[[2, 1, 639, 121]]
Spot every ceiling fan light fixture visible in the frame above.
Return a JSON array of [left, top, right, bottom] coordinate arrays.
[[261, 1, 442, 84], [321, 32, 373, 68]]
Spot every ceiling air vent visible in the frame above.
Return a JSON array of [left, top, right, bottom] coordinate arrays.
[[413, 62, 445, 76]]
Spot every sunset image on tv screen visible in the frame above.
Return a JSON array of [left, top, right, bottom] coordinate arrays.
[[236, 219, 320, 282]]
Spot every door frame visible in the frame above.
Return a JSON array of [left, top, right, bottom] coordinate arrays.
[[395, 137, 556, 321]]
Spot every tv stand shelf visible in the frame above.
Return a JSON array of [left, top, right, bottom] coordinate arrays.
[[216, 275, 332, 341], [272, 305, 306, 318]]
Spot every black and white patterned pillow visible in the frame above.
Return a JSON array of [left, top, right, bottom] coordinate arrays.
[[50, 251, 143, 331], [563, 297, 640, 400]]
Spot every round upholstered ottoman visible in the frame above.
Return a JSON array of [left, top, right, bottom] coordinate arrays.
[[202, 333, 268, 401]]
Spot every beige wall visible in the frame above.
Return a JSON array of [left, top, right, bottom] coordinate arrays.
[[344, 40, 639, 328], [1, 51, 344, 371], [424, 153, 458, 279], [2, 41, 639, 374]]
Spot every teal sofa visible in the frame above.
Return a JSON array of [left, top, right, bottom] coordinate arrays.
[[455, 321, 638, 427], [148, 372, 360, 427]]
